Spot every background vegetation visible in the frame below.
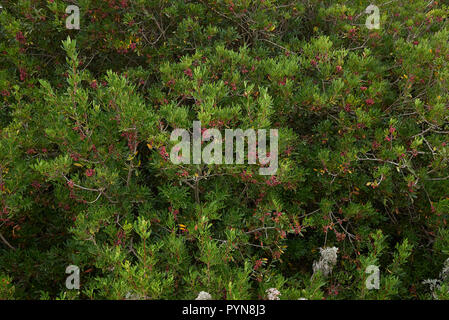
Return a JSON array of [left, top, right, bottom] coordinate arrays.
[[0, 0, 448, 299]]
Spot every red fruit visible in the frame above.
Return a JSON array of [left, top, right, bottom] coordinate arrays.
[[365, 98, 375, 105], [159, 146, 169, 160], [19, 68, 28, 81], [90, 80, 98, 89], [16, 32, 26, 44], [184, 68, 193, 78]]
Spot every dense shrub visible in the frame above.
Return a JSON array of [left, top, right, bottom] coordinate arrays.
[[0, 0, 448, 300]]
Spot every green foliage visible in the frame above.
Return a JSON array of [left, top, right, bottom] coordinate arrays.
[[0, 0, 448, 300]]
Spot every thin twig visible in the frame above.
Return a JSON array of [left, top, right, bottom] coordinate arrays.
[[0, 232, 16, 251]]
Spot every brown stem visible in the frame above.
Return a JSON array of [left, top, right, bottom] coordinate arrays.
[[0, 232, 16, 251]]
